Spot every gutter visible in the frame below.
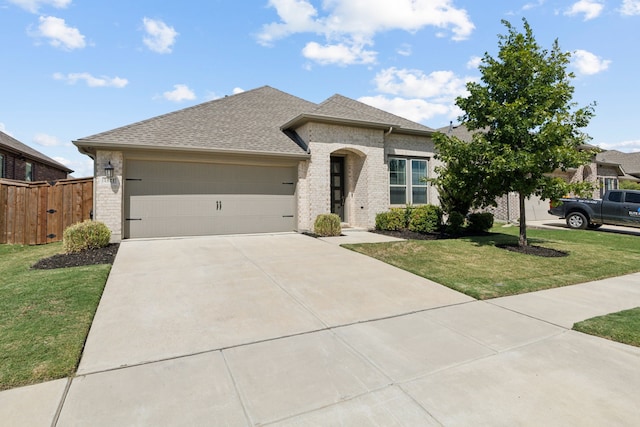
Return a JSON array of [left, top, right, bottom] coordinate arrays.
[[72, 141, 311, 160]]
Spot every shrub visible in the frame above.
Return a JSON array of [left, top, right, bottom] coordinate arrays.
[[467, 212, 494, 233], [375, 209, 406, 231], [63, 220, 111, 253], [408, 204, 443, 234], [313, 214, 341, 237], [446, 211, 466, 235]]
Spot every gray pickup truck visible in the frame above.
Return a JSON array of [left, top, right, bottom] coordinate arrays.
[[548, 189, 640, 229]]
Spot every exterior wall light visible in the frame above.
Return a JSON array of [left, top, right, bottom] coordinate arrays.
[[104, 161, 114, 179]]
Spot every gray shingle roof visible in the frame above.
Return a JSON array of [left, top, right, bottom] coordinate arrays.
[[308, 94, 435, 133], [596, 150, 640, 176], [436, 123, 476, 142], [0, 131, 73, 172], [75, 86, 435, 156], [74, 86, 317, 156]]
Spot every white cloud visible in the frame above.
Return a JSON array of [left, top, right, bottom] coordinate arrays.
[[0, 123, 13, 136], [359, 95, 460, 123], [564, 0, 604, 20], [522, 0, 546, 11], [142, 18, 178, 54], [33, 133, 62, 147], [232, 87, 245, 94], [396, 43, 412, 57], [598, 140, 640, 153], [258, 0, 474, 66], [8, 0, 70, 13], [360, 66, 474, 125], [162, 84, 196, 102], [54, 156, 93, 178], [620, 0, 640, 15], [373, 67, 472, 101], [53, 72, 128, 88], [466, 55, 482, 69], [572, 49, 611, 75], [302, 41, 376, 66], [32, 16, 85, 50]]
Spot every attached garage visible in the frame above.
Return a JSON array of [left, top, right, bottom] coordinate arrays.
[[124, 159, 297, 239]]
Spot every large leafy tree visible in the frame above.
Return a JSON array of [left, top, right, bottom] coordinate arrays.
[[437, 19, 595, 247]]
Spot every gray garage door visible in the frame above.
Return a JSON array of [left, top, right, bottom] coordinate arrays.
[[124, 160, 297, 238]]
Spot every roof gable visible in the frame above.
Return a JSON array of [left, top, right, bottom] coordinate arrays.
[[0, 131, 72, 172], [596, 150, 640, 175], [282, 94, 434, 134]]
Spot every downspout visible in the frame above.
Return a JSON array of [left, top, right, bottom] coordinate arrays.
[[384, 126, 394, 137]]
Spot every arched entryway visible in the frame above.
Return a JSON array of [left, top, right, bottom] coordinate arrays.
[[329, 148, 366, 226]]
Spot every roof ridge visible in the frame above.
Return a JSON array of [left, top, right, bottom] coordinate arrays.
[[0, 130, 72, 172], [75, 85, 283, 142], [316, 93, 435, 132]]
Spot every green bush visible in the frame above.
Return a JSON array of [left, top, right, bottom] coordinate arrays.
[[467, 212, 494, 232], [63, 220, 111, 253], [375, 208, 406, 231], [313, 214, 342, 237], [446, 211, 466, 235], [408, 204, 443, 234]]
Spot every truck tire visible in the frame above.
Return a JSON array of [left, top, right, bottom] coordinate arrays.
[[566, 212, 588, 229]]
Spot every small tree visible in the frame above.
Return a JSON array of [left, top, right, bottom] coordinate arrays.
[[443, 19, 595, 247]]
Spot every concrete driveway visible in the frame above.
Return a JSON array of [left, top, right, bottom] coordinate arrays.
[[2, 232, 640, 426]]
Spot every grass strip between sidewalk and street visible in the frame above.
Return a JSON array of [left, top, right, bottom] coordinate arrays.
[[344, 225, 640, 300], [0, 243, 111, 391], [573, 308, 640, 347]]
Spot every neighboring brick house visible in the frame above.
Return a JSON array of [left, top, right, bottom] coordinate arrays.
[[595, 150, 640, 190], [74, 86, 440, 241], [436, 124, 632, 221], [0, 131, 72, 182]]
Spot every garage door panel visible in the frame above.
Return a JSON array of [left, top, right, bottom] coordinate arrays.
[[125, 160, 297, 238], [127, 162, 296, 196]]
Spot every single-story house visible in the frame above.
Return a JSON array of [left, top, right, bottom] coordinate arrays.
[[74, 86, 440, 241], [1, 131, 72, 181]]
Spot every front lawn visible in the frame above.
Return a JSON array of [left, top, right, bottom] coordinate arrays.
[[345, 225, 640, 299], [573, 308, 640, 347], [0, 243, 111, 391]]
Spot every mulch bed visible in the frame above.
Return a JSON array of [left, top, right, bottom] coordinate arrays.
[[372, 229, 487, 240], [31, 244, 120, 270], [373, 229, 568, 257], [496, 244, 568, 257]]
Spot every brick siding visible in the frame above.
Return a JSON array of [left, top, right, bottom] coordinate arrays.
[[94, 150, 123, 242], [0, 150, 68, 181]]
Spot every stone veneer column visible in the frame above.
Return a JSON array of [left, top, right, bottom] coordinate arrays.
[[94, 150, 123, 242]]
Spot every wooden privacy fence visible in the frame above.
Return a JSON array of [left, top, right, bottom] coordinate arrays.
[[0, 178, 93, 245]]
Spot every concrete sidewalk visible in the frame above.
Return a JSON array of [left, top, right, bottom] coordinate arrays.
[[1, 232, 639, 426], [527, 219, 640, 236]]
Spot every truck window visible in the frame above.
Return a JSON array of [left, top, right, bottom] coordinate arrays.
[[607, 191, 623, 202], [625, 192, 640, 204]]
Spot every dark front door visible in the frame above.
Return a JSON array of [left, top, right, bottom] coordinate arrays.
[[330, 157, 345, 221]]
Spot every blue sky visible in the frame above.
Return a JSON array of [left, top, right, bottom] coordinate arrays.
[[1, 0, 639, 177]]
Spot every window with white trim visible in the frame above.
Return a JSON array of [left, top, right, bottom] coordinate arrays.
[[389, 157, 428, 205], [599, 177, 618, 197]]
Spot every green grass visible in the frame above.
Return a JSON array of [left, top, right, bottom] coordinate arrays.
[[574, 308, 640, 347], [345, 225, 640, 299], [0, 243, 111, 391]]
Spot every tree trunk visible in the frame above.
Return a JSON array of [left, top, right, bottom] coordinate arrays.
[[519, 192, 527, 247]]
